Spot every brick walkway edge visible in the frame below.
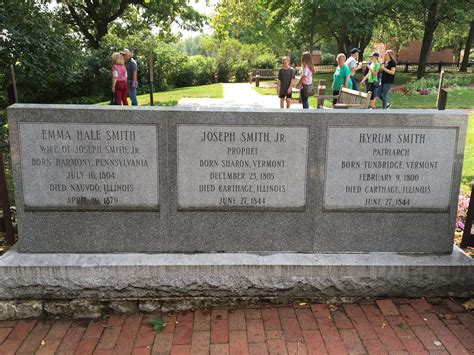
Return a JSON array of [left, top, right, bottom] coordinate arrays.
[[0, 298, 472, 354]]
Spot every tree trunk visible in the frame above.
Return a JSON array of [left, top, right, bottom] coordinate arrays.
[[96, 22, 109, 47], [308, 8, 316, 50], [456, 48, 461, 65], [335, 37, 345, 55], [88, 38, 100, 49], [417, 0, 439, 79], [460, 21, 474, 72], [358, 33, 372, 61]]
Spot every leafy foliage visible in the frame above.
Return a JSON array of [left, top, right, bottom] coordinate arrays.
[[404, 74, 471, 92], [0, 1, 88, 104], [254, 53, 277, 69], [185, 36, 276, 82], [52, 0, 204, 48], [320, 53, 336, 65], [150, 316, 167, 332], [233, 60, 250, 82], [265, 0, 389, 57], [386, 0, 470, 78], [210, 0, 286, 54], [187, 56, 217, 86]]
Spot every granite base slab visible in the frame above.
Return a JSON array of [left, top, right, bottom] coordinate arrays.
[[1, 247, 473, 301]]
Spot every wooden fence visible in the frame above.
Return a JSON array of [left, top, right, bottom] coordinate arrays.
[[249, 62, 472, 81]]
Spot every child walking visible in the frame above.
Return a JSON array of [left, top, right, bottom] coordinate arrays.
[[361, 52, 381, 109], [277, 57, 296, 109]]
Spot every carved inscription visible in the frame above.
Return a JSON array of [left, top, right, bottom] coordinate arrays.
[[324, 127, 457, 210], [177, 125, 308, 209], [19, 123, 158, 210]]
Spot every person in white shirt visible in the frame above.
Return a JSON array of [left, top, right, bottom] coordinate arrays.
[[345, 48, 362, 90]]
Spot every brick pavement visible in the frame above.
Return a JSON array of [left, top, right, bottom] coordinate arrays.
[[0, 298, 472, 354]]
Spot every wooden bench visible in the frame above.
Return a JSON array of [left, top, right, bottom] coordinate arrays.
[[248, 69, 279, 86], [315, 86, 371, 109], [316, 80, 327, 108]]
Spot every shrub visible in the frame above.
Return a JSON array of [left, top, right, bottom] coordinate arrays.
[[171, 56, 217, 88], [171, 59, 195, 88], [152, 44, 189, 90], [405, 77, 439, 92], [320, 53, 335, 65], [217, 62, 232, 83], [404, 74, 471, 94], [253, 53, 277, 69], [444, 74, 471, 87], [233, 61, 249, 82], [188, 56, 217, 85]]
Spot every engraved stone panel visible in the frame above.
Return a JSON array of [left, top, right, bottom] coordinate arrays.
[[177, 125, 308, 210], [324, 127, 457, 210], [19, 123, 158, 210]]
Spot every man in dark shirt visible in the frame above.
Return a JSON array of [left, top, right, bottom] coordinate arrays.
[[277, 57, 296, 109], [122, 49, 138, 106]]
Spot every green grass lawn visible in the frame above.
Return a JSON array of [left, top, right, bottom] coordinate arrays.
[[255, 73, 474, 109], [389, 88, 474, 109], [462, 114, 474, 193], [100, 83, 223, 106]]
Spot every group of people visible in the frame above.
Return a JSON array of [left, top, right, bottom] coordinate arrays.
[[111, 49, 139, 106], [344, 48, 397, 109], [113, 47, 396, 109], [276, 49, 397, 109]]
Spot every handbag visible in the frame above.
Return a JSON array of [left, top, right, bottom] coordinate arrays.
[[302, 83, 314, 96]]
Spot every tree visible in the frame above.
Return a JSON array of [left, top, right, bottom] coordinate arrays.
[[210, 0, 287, 54], [414, 0, 470, 78], [432, 22, 469, 64], [372, 17, 423, 55], [0, 0, 86, 104], [417, 0, 444, 78], [390, 0, 468, 79], [460, 21, 474, 72], [176, 35, 202, 56], [266, 0, 391, 59], [53, 0, 204, 48]]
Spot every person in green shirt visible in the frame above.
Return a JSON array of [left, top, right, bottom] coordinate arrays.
[[361, 52, 381, 108], [332, 53, 352, 106]]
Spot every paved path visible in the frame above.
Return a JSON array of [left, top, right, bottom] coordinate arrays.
[[0, 298, 473, 354], [178, 83, 304, 109]]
